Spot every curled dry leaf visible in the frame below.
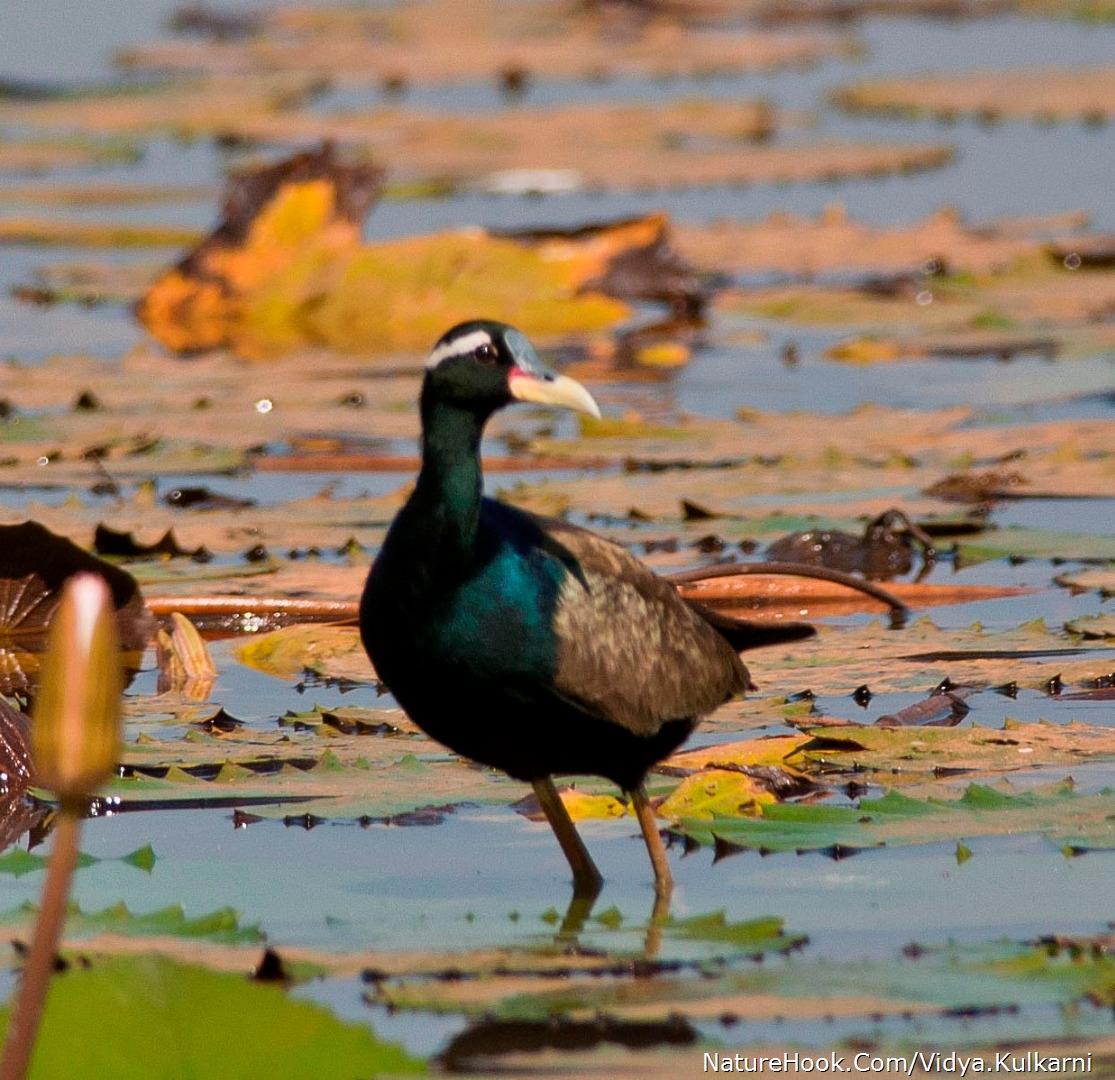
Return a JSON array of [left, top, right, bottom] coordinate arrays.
[[0, 522, 152, 695], [138, 148, 701, 357]]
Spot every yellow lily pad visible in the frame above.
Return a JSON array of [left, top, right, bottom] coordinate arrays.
[[658, 769, 775, 820], [138, 171, 650, 358], [559, 789, 631, 821], [235, 624, 373, 680]]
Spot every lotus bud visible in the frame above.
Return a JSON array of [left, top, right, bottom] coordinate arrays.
[[31, 574, 122, 807]]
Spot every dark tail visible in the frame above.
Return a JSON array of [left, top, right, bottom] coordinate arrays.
[[686, 601, 816, 652]]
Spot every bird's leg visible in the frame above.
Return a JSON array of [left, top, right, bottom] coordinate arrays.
[[629, 784, 672, 898], [531, 776, 604, 900], [629, 785, 672, 957], [557, 889, 597, 940], [644, 884, 672, 960]]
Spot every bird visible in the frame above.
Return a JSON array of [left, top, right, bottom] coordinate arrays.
[[360, 320, 814, 898]]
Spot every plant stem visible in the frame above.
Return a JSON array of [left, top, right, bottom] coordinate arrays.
[[0, 811, 82, 1080]]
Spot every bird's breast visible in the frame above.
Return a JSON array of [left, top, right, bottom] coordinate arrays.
[[361, 540, 564, 700]]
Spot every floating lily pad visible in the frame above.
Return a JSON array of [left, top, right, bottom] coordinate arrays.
[[377, 930, 1115, 1026], [0, 218, 199, 248], [795, 720, 1115, 781], [108, 738, 527, 822], [1066, 614, 1115, 639], [0, 135, 139, 174], [0, 901, 262, 944], [0, 845, 155, 878], [833, 66, 1115, 123], [236, 625, 373, 681], [0, 956, 425, 1077], [1055, 568, 1115, 595], [112, 1, 854, 86], [677, 207, 1089, 277], [671, 780, 1115, 854], [656, 769, 778, 819], [137, 148, 681, 357], [957, 528, 1115, 564]]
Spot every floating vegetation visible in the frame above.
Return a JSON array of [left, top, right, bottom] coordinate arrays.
[[137, 147, 709, 356], [116, 0, 856, 85], [833, 66, 1115, 123]]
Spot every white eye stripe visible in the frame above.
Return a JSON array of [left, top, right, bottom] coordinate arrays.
[[426, 330, 494, 369]]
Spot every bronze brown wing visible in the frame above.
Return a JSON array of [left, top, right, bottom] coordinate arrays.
[[524, 512, 754, 737]]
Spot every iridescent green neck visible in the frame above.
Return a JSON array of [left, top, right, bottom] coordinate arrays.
[[411, 395, 486, 561]]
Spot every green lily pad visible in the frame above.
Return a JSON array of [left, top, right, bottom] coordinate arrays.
[[0, 956, 424, 1078], [107, 744, 526, 822], [957, 528, 1115, 564], [0, 844, 155, 878], [671, 780, 1115, 854], [0, 901, 263, 944], [665, 911, 802, 952]]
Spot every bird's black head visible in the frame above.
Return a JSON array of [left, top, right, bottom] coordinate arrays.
[[422, 320, 599, 419]]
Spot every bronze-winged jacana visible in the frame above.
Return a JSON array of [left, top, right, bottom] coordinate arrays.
[[360, 320, 814, 896]]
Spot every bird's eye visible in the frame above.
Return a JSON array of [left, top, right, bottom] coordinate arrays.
[[475, 343, 498, 364]]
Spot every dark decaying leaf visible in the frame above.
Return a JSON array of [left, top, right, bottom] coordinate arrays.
[[0, 701, 43, 853], [0, 698, 31, 795], [764, 508, 936, 580], [874, 686, 975, 727], [176, 143, 384, 279], [0, 522, 152, 693], [924, 470, 1027, 503], [168, 3, 265, 41], [93, 523, 196, 559], [439, 1014, 696, 1072]]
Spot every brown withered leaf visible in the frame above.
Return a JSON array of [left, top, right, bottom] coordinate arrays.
[[0, 135, 139, 175], [137, 147, 698, 357], [923, 470, 1028, 503], [115, 0, 855, 85], [94, 524, 198, 560], [0, 698, 32, 796], [0, 522, 153, 694], [675, 206, 1092, 278], [833, 66, 1115, 123]]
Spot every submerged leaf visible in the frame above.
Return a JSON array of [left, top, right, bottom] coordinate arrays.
[[664, 911, 801, 951]]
